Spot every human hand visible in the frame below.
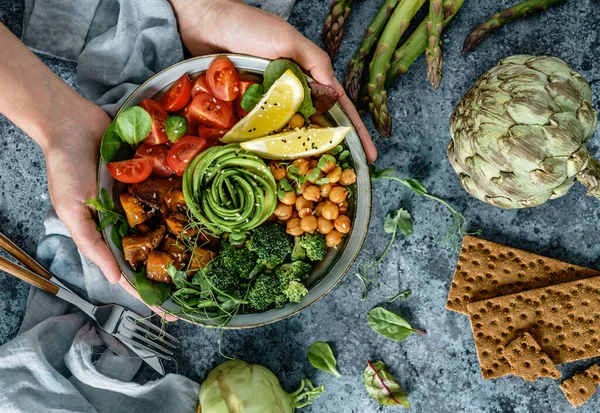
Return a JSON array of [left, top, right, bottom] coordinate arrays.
[[169, 0, 378, 162]]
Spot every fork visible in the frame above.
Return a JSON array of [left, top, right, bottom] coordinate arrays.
[[0, 232, 178, 373]]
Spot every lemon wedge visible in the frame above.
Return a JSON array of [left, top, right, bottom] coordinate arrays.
[[222, 70, 304, 143], [240, 126, 351, 160]]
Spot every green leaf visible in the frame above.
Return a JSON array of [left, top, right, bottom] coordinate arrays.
[[389, 289, 412, 303], [115, 106, 152, 147], [100, 122, 133, 163], [308, 168, 320, 181], [133, 269, 171, 306], [165, 115, 187, 143], [229, 231, 247, 246], [331, 145, 344, 155], [384, 209, 413, 237], [83, 197, 105, 212], [317, 154, 336, 169], [315, 177, 330, 186], [366, 307, 425, 341], [118, 220, 129, 237], [369, 164, 395, 179], [99, 188, 114, 210], [363, 360, 410, 408], [263, 59, 316, 119], [240, 84, 264, 112], [338, 150, 350, 161], [288, 165, 300, 174], [167, 263, 188, 289], [403, 178, 428, 195], [308, 341, 341, 378], [110, 225, 123, 251]]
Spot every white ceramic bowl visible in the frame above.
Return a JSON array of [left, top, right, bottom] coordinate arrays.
[[98, 54, 371, 328]]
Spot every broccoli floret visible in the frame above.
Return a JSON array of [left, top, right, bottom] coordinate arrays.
[[299, 232, 328, 261], [248, 223, 293, 269], [247, 274, 281, 311], [205, 258, 238, 292], [282, 280, 308, 303], [276, 261, 313, 285], [219, 240, 259, 279], [274, 294, 288, 309], [291, 237, 307, 261]]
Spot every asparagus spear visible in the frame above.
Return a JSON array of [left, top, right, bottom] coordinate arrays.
[[462, 0, 565, 54], [425, 0, 444, 89], [343, 0, 399, 102], [323, 0, 353, 58], [386, 0, 464, 86], [368, 0, 426, 137]]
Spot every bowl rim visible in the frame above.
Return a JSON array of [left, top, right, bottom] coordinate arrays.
[[97, 53, 372, 329]]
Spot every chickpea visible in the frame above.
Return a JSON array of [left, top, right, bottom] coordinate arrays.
[[321, 201, 339, 220], [314, 202, 325, 217], [326, 230, 342, 248], [340, 168, 357, 186], [329, 186, 348, 204], [320, 183, 334, 198], [317, 217, 334, 234], [334, 215, 351, 233], [320, 160, 337, 174], [307, 168, 323, 184], [303, 185, 320, 202], [279, 190, 297, 206], [291, 158, 309, 176], [339, 201, 349, 215], [274, 203, 292, 220], [308, 159, 319, 169], [298, 207, 313, 218], [290, 210, 299, 219], [327, 166, 342, 183], [300, 215, 318, 234], [296, 196, 314, 211], [269, 161, 286, 180], [295, 180, 310, 195], [286, 218, 304, 237], [288, 113, 304, 129]]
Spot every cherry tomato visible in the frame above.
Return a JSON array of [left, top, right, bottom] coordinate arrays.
[[167, 136, 207, 176], [206, 57, 239, 102], [160, 74, 192, 112], [198, 126, 228, 148], [235, 80, 256, 118], [107, 157, 153, 184], [188, 93, 233, 129], [135, 144, 173, 177], [140, 99, 168, 145], [191, 75, 210, 98]]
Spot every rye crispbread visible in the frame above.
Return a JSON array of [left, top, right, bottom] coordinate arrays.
[[502, 332, 561, 381], [466, 276, 600, 380], [560, 364, 600, 407], [447, 236, 600, 314]]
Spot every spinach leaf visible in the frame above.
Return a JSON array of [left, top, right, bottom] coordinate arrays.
[[366, 307, 425, 341], [166, 263, 189, 289], [363, 360, 409, 408], [263, 59, 316, 119], [115, 106, 152, 147], [240, 84, 264, 112], [165, 115, 187, 143], [134, 269, 171, 306], [100, 122, 133, 163], [308, 341, 341, 378]]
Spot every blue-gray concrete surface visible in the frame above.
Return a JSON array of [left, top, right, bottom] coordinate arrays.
[[1, 0, 599, 411]]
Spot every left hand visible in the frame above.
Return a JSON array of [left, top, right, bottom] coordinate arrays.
[[169, 0, 378, 163]]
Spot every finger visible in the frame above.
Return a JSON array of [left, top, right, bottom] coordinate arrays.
[[285, 29, 336, 88], [119, 276, 179, 322], [335, 87, 378, 163]]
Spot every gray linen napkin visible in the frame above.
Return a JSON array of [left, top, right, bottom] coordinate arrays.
[[0, 0, 295, 411]]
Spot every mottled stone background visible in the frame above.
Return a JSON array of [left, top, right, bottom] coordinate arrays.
[[0, 0, 599, 412]]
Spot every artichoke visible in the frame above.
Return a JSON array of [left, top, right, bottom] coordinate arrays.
[[448, 55, 599, 209]]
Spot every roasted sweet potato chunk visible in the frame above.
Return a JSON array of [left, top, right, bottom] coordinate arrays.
[[122, 225, 165, 270], [189, 247, 216, 272], [146, 251, 173, 283], [165, 212, 197, 238], [160, 236, 189, 270], [166, 189, 186, 211], [120, 193, 147, 227], [129, 177, 181, 209]]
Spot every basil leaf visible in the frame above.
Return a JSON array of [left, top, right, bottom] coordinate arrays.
[[100, 122, 133, 163], [308, 341, 341, 378], [366, 307, 425, 341], [363, 360, 409, 408], [115, 106, 152, 147], [263, 59, 316, 119], [383, 209, 413, 237], [240, 84, 264, 112], [165, 115, 187, 143], [134, 269, 171, 306]]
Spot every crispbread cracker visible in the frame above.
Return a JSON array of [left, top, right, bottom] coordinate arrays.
[[560, 364, 600, 407], [466, 275, 600, 380], [503, 332, 561, 381], [447, 236, 600, 314]]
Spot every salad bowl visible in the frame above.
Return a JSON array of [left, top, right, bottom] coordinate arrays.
[[97, 54, 371, 328]]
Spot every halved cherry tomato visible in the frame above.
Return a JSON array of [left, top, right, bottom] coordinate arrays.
[[206, 57, 239, 102], [198, 126, 228, 148], [188, 93, 233, 129], [235, 80, 256, 118], [191, 75, 210, 98], [107, 157, 153, 184], [175, 102, 199, 136], [135, 144, 173, 177], [140, 99, 168, 145], [167, 136, 207, 176], [160, 74, 192, 112]]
